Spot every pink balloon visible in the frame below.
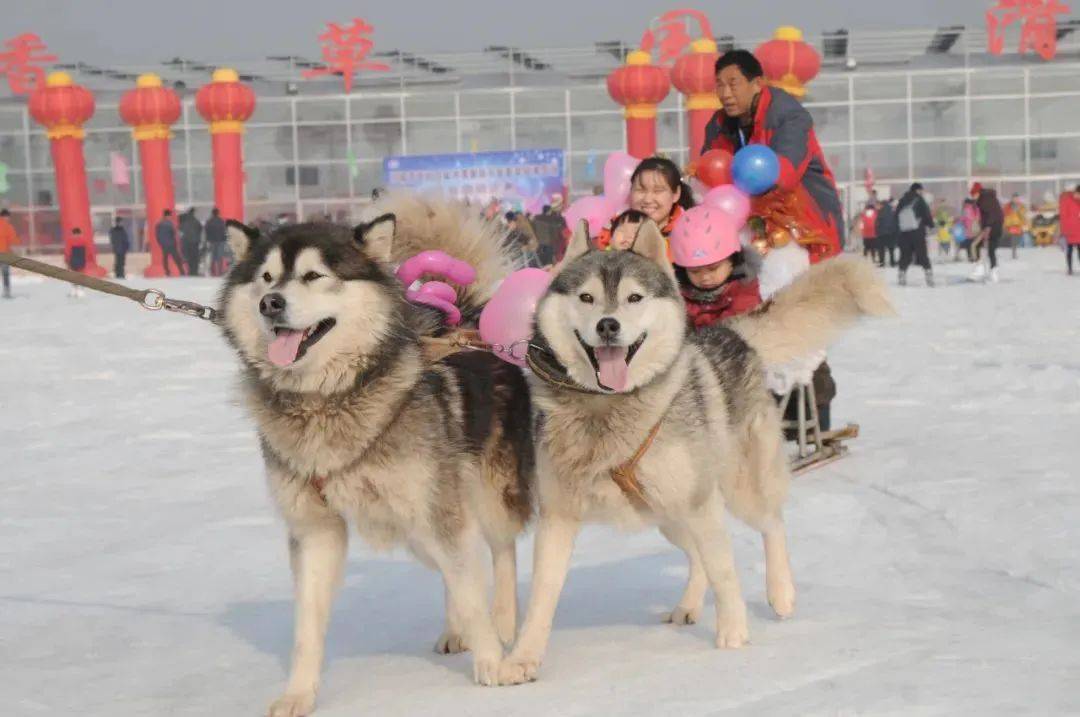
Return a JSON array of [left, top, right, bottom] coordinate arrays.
[[479, 268, 553, 366], [703, 184, 752, 227], [564, 195, 620, 237], [406, 281, 461, 326], [396, 250, 477, 288], [603, 151, 639, 204]]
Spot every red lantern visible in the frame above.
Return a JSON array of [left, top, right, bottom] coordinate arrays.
[[607, 50, 671, 159], [754, 26, 822, 99], [28, 72, 106, 277], [120, 73, 182, 278], [196, 68, 256, 221], [119, 74, 181, 136], [670, 37, 721, 160], [696, 149, 733, 188]]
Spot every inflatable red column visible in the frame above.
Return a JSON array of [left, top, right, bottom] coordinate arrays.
[[27, 72, 106, 276], [120, 73, 181, 278], [195, 68, 256, 221], [607, 50, 670, 159], [671, 38, 721, 161]]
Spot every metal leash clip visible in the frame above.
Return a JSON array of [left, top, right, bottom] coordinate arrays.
[[138, 288, 218, 322], [163, 296, 219, 322]]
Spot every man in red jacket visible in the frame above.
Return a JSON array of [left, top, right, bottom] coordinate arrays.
[[703, 50, 845, 432], [702, 50, 844, 262]]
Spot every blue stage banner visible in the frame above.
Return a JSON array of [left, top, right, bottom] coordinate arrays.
[[383, 148, 564, 214]]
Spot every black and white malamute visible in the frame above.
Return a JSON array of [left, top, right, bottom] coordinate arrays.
[[219, 196, 531, 716]]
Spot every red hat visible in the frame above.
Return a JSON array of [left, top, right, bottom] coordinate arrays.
[[970, 182, 983, 197]]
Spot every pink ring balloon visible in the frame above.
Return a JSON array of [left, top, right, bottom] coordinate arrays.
[[406, 283, 462, 326], [415, 280, 457, 303], [396, 250, 477, 288]]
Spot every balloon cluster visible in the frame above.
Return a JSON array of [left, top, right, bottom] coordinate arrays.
[[472, 145, 785, 367], [397, 249, 552, 367], [693, 144, 782, 251]]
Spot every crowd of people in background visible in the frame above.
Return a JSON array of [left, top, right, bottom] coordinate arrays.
[[853, 181, 1080, 284]]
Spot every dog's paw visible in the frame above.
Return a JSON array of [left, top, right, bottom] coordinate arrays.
[[663, 605, 700, 625], [267, 691, 315, 717], [473, 652, 501, 686], [434, 631, 469, 655], [498, 654, 540, 685], [714, 611, 749, 649], [767, 578, 796, 619]]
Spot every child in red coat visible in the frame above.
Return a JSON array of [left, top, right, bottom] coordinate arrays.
[[668, 205, 760, 329]]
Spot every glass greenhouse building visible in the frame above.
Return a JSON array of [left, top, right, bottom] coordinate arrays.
[[1, 24, 1079, 251]]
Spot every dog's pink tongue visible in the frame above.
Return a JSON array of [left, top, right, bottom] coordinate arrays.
[[268, 329, 305, 367], [594, 346, 629, 391]]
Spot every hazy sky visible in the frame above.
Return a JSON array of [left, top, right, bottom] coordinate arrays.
[[6, 0, 1008, 66]]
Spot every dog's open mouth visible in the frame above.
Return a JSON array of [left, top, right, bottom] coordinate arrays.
[[267, 318, 336, 367], [575, 331, 646, 392]]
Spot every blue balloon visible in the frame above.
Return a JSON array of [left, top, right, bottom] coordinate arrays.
[[950, 224, 966, 242], [731, 144, 781, 196]]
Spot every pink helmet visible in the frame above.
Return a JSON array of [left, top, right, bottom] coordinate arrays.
[[668, 205, 741, 268]]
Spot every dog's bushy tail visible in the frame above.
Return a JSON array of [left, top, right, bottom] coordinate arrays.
[[726, 256, 894, 366], [365, 192, 514, 320]]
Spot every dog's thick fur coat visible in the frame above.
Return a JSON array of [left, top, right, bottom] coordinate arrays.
[[218, 199, 532, 716], [499, 221, 891, 684]]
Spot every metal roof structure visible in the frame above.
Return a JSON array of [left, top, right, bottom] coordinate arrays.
[[4, 22, 1080, 102]]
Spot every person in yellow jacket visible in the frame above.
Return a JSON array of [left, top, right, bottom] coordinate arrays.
[[0, 208, 21, 298], [933, 198, 954, 259], [1003, 194, 1028, 258]]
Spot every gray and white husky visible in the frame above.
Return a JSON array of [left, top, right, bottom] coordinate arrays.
[[499, 220, 892, 684], [218, 196, 532, 716]]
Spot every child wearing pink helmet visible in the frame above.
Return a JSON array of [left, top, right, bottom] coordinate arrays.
[[668, 205, 760, 330]]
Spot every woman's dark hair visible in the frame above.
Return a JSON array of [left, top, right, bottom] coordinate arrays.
[[610, 208, 648, 230], [714, 50, 764, 81], [630, 157, 696, 212]]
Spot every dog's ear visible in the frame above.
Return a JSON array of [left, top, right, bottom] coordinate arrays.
[[631, 220, 675, 278], [554, 219, 592, 272], [226, 220, 261, 261], [353, 213, 396, 263]]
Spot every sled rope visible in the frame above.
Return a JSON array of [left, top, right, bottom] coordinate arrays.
[[0, 251, 220, 323], [419, 329, 495, 362]]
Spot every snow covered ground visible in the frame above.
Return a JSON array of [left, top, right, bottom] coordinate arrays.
[[2, 248, 1078, 716]]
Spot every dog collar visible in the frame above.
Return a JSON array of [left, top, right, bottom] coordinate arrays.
[[525, 338, 608, 395]]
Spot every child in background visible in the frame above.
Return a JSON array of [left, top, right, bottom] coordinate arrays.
[[934, 200, 953, 259], [959, 198, 980, 262], [605, 209, 648, 251], [66, 227, 87, 299], [667, 205, 760, 330]]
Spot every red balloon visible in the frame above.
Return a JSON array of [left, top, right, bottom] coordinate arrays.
[[696, 149, 734, 188]]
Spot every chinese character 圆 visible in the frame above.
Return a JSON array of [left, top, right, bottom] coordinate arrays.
[[302, 18, 390, 93], [641, 8, 715, 66], [986, 0, 1071, 61], [0, 33, 58, 95]]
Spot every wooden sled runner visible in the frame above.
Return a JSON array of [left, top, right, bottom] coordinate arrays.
[[791, 424, 859, 476], [778, 380, 859, 476]]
